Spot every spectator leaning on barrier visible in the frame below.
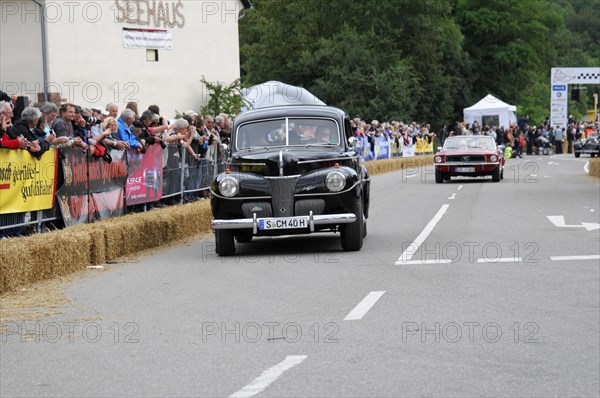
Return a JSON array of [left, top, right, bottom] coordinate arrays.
[[9, 107, 52, 158], [39, 102, 58, 136], [138, 110, 167, 148], [171, 118, 200, 161], [0, 106, 28, 150], [100, 117, 128, 150], [0, 100, 15, 126], [52, 103, 87, 149], [117, 109, 143, 153], [90, 107, 109, 138]]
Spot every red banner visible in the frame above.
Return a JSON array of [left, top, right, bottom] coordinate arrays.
[[125, 145, 163, 205]]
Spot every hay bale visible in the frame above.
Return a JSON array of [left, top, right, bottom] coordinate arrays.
[[365, 156, 433, 176], [0, 229, 90, 294], [75, 224, 107, 265], [590, 158, 600, 178]]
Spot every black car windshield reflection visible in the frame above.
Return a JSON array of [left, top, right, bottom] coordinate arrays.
[[444, 136, 496, 150], [236, 118, 340, 150]]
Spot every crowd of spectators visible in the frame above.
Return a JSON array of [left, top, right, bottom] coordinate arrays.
[[0, 92, 233, 238], [0, 96, 231, 164], [350, 118, 438, 157], [347, 115, 599, 159]]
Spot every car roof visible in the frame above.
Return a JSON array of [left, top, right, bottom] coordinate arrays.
[[233, 105, 347, 126]]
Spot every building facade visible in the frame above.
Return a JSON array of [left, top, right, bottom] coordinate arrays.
[[1, 0, 251, 115]]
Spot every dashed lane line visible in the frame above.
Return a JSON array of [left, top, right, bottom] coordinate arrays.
[[344, 291, 386, 321], [550, 255, 600, 261], [229, 355, 308, 398]]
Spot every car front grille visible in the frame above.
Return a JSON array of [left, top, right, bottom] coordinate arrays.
[[446, 155, 486, 162], [266, 177, 299, 217]]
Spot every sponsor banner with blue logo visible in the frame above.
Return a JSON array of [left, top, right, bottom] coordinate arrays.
[[356, 135, 391, 161]]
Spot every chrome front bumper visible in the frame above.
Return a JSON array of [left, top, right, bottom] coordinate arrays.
[[211, 211, 357, 234]]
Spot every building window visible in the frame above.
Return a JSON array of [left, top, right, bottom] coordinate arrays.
[[146, 49, 159, 62]]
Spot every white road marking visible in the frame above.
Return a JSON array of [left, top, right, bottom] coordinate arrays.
[[397, 259, 453, 265], [547, 215, 600, 231], [550, 255, 600, 261], [584, 161, 589, 173], [229, 355, 307, 398], [477, 257, 523, 263], [448, 194, 457, 200], [457, 185, 463, 190], [394, 255, 600, 264], [406, 174, 418, 178], [344, 291, 386, 321], [396, 204, 449, 263]]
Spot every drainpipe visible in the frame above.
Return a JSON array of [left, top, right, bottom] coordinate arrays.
[[32, 0, 49, 102]]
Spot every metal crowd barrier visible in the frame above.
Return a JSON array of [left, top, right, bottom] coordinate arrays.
[[0, 143, 221, 236]]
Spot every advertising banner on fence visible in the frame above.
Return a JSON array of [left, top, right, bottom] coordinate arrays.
[[56, 148, 128, 226], [126, 145, 163, 205], [0, 148, 57, 214]]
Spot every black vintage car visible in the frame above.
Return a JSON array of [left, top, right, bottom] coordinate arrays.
[[210, 105, 370, 256], [574, 133, 600, 158]]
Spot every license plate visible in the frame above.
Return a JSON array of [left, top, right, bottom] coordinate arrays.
[[258, 217, 309, 230], [455, 167, 475, 172]]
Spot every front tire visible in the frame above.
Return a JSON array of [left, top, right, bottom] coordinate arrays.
[[492, 166, 501, 182], [341, 196, 364, 251], [215, 229, 235, 256], [435, 169, 444, 183]]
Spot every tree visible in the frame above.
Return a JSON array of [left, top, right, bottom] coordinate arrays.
[[200, 78, 245, 117]]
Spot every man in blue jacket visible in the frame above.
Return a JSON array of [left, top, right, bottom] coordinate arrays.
[[117, 109, 140, 152]]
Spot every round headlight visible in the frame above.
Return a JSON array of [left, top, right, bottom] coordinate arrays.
[[325, 171, 346, 192], [219, 176, 239, 197], [435, 156, 442, 163], [490, 155, 497, 162]]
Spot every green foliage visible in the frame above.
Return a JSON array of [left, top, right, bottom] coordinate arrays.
[[240, 0, 599, 127], [200, 77, 245, 117]]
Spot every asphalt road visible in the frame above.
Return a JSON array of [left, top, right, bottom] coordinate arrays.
[[1, 153, 599, 397]]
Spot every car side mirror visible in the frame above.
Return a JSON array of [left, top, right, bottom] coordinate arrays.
[[437, 147, 442, 152], [498, 145, 505, 152], [348, 136, 357, 148]]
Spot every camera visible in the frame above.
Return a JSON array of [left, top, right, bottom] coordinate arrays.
[[83, 115, 102, 126]]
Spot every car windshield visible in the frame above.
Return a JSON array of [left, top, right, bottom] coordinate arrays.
[[236, 118, 341, 150], [444, 136, 496, 150]]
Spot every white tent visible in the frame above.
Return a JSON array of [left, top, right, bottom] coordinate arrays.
[[463, 94, 517, 128], [240, 81, 326, 111]]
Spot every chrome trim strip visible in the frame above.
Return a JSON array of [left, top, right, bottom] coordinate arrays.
[[297, 156, 358, 164], [438, 162, 499, 166], [212, 213, 357, 230], [279, 150, 284, 176], [264, 175, 302, 179], [230, 162, 268, 166]]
